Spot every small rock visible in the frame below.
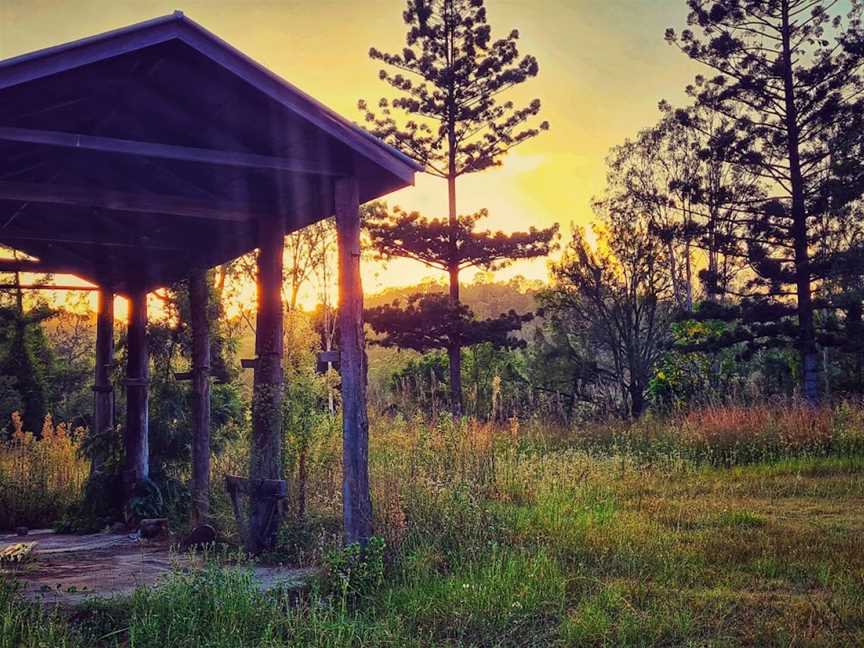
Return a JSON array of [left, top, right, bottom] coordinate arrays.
[[181, 524, 217, 550], [109, 522, 127, 534], [15, 526, 28, 536]]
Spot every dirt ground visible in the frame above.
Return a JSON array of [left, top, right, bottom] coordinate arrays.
[[0, 529, 314, 607]]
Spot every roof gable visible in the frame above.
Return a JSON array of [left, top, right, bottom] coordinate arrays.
[[0, 13, 419, 292], [0, 11, 421, 182]]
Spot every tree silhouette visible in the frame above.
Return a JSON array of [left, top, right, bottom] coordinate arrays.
[[365, 292, 532, 352], [600, 103, 761, 311], [667, 0, 864, 404], [540, 220, 673, 419], [360, 0, 555, 413]]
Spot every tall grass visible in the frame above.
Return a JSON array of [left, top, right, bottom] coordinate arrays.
[[0, 579, 83, 648], [0, 412, 89, 530], [3, 401, 864, 646], [569, 400, 864, 466], [204, 401, 864, 563], [3, 399, 863, 539]]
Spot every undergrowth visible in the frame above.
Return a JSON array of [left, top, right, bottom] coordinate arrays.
[[2, 402, 864, 646], [0, 412, 88, 530]]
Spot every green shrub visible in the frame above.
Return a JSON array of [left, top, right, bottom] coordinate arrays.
[[320, 537, 386, 605], [127, 478, 164, 521]]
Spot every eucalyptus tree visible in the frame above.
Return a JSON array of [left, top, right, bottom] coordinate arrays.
[[541, 218, 674, 419], [600, 103, 760, 312]]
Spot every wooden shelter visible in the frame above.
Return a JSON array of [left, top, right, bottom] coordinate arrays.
[[0, 12, 420, 550]]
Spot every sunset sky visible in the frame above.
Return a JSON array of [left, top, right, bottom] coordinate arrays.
[[0, 0, 702, 309]]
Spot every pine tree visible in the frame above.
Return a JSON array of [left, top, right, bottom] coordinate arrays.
[[360, 0, 556, 413], [666, 0, 864, 404]]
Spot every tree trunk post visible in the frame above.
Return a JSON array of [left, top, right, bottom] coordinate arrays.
[[780, 4, 820, 405], [91, 286, 114, 477], [629, 382, 646, 419], [189, 269, 211, 527], [248, 214, 285, 554], [335, 176, 373, 545], [124, 286, 149, 501], [447, 169, 463, 416]]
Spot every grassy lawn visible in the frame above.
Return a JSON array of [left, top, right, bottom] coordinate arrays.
[[4, 449, 863, 647]]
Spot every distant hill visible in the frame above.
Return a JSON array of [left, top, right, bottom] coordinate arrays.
[[362, 275, 546, 396], [365, 274, 544, 320]]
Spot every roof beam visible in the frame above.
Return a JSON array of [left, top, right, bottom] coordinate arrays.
[[0, 283, 97, 291], [0, 127, 344, 177], [0, 240, 165, 294], [0, 180, 261, 223], [172, 17, 422, 182], [0, 232, 184, 251], [2, 239, 103, 274], [0, 16, 183, 90], [0, 257, 84, 274]]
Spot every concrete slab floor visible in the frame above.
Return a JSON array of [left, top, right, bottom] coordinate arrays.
[[0, 529, 315, 607]]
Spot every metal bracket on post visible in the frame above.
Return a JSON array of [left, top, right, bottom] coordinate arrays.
[[317, 350, 340, 364], [122, 378, 150, 387]]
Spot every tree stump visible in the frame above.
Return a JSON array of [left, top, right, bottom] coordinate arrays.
[[225, 474, 287, 552], [180, 524, 217, 550], [139, 518, 168, 539]]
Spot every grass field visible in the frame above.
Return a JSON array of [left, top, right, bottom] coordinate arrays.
[[3, 405, 864, 646]]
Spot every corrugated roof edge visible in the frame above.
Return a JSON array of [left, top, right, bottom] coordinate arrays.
[[0, 11, 425, 176]]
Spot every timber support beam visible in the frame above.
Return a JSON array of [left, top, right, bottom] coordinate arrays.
[[91, 286, 115, 477], [123, 286, 149, 504], [0, 126, 344, 177], [335, 176, 373, 545], [0, 258, 84, 275], [189, 269, 212, 526], [247, 214, 286, 553]]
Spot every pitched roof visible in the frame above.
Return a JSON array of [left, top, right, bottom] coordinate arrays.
[[0, 12, 421, 292], [0, 11, 422, 180]]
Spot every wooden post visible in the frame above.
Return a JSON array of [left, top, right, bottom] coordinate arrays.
[[124, 286, 149, 500], [91, 286, 114, 477], [248, 214, 285, 553], [189, 269, 211, 526], [335, 176, 373, 544]]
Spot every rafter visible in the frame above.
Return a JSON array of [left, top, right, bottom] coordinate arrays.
[[0, 126, 344, 177], [0, 231, 184, 250], [0, 282, 97, 291], [0, 257, 84, 274], [2, 239, 106, 277], [0, 180, 261, 223]]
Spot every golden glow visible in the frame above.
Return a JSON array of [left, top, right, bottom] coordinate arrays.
[[0, 0, 702, 312]]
